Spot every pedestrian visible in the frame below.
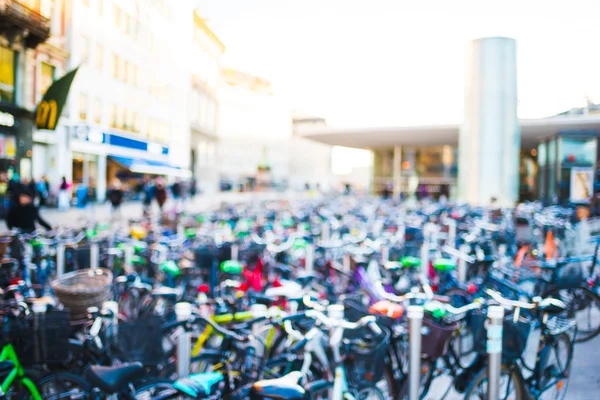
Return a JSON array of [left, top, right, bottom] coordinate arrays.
[[155, 179, 168, 213], [0, 172, 7, 220], [108, 180, 124, 219], [6, 192, 52, 234], [58, 177, 71, 211], [36, 176, 49, 207], [142, 176, 155, 215], [189, 178, 197, 199], [171, 179, 182, 210]]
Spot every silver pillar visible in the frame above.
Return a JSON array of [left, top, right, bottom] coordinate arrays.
[[176, 302, 192, 378], [487, 306, 504, 400], [393, 145, 402, 200], [459, 37, 519, 207], [408, 306, 424, 400]]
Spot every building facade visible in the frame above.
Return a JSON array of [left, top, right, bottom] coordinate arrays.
[[35, 0, 196, 202], [0, 0, 57, 179]]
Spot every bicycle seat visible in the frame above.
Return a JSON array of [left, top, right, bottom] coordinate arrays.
[[86, 362, 145, 394], [383, 261, 402, 272], [538, 298, 566, 315], [251, 371, 305, 400], [174, 372, 224, 398], [296, 272, 318, 286], [369, 300, 404, 319]]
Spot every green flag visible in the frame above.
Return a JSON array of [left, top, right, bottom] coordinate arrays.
[[35, 67, 79, 130]]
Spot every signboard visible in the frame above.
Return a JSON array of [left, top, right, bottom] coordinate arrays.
[[570, 167, 594, 203], [0, 135, 16, 159]]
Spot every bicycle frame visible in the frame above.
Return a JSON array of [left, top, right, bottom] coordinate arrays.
[[0, 344, 42, 400]]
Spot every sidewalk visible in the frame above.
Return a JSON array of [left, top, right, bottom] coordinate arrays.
[[43, 191, 310, 226], [4, 191, 317, 229]]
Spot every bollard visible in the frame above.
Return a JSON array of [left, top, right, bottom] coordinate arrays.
[[305, 244, 314, 274], [458, 244, 470, 284], [487, 306, 504, 400], [102, 301, 119, 340], [90, 241, 99, 270], [56, 242, 66, 278], [408, 305, 424, 400], [447, 219, 457, 248], [231, 244, 239, 262], [321, 223, 330, 243], [342, 254, 352, 272], [381, 246, 389, 264], [124, 244, 134, 273], [176, 302, 192, 378]]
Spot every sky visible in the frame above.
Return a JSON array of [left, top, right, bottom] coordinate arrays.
[[196, 0, 600, 172], [198, 0, 600, 128]]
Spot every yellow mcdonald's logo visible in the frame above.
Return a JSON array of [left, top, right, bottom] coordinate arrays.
[[36, 100, 58, 130]]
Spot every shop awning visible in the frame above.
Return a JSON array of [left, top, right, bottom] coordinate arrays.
[[109, 156, 191, 178]]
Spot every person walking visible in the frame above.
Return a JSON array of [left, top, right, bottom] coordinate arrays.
[[142, 176, 155, 216], [36, 177, 49, 207], [154, 179, 168, 213], [171, 179, 182, 211], [108, 180, 124, 220], [58, 177, 71, 211]]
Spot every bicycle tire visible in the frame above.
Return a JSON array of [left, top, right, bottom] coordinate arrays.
[[544, 286, 600, 343], [537, 332, 573, 400], [442, 287, 476, 368], [463, 365, 525, 400], [19, 372, 91, 400]]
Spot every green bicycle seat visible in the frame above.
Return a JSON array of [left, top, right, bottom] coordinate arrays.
[[160, 260, 181, 277], [184, 228, 197, 238], [433, 258, 456, 272], [293, 238, 307, 249], [174, 372, 224, 397], [220, 260, 244, 275], [400, 256, 421, 269]]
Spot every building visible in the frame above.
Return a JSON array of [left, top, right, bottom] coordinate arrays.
[[299, 37, 600, 206], [36, 0, 194, 202], [289, 115, 333, 191], [0, 0, 57, 178], [189, 11, 223, 194], [217, 68, 292, 191]]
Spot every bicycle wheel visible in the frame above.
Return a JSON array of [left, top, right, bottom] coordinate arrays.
[[546, 286, 600, 343], [21, 372, 91, 400], [463, 365, 525, 400], [443, 287, 475, 368], [537, 332, 573, 400]]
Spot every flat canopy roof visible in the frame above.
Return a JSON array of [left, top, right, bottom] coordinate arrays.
[[300, 116, 600, 149]]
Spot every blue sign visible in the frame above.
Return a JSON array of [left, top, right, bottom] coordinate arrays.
[[105, 132, 169, 155]]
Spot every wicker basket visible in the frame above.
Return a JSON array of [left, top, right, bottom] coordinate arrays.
[[51, 268, 113, 316]]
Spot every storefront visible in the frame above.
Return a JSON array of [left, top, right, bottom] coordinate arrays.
[[0, 103, 35, 178], [537, 131, 598, 204]]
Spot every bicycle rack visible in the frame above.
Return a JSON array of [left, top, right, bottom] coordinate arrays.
[[305, 244, 314, 274], [487, 306, 504, 400], [408, 305, 424, 400], [176, 302, 192, 378], [90, 240, 99, 270]]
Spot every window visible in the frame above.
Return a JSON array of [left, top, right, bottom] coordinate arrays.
[[79, 94, 88, 121], [80, 36, 89, 64], [113, 4, 120, 28], [97, 0, 103, 16], [39, 62, 55, 99], [115, 105, 124, 129], [0, 46, 15, 103], [133, 112, 140, 133], [125, 109, 133, 131], [123, 61, 129, 83], [95, 44, 103, 71], [111, 104, 118, 128], [93, 98, 101, 124], [112, 53, 120, 79], [132, 66, 138, 88]]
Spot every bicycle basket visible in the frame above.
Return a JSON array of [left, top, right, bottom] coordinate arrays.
[[422, 316, 459, 359], [3, 310, 71, 366], [554, 263, 584, 289], [114, 316, 165, 365], [341, 293, 395, 328], [51, 268, 113, 317], [343, 326, 391, 384], [471, 311, 531, 362]]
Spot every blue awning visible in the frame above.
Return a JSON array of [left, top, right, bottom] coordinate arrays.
[[108, 156, 191, 178]]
